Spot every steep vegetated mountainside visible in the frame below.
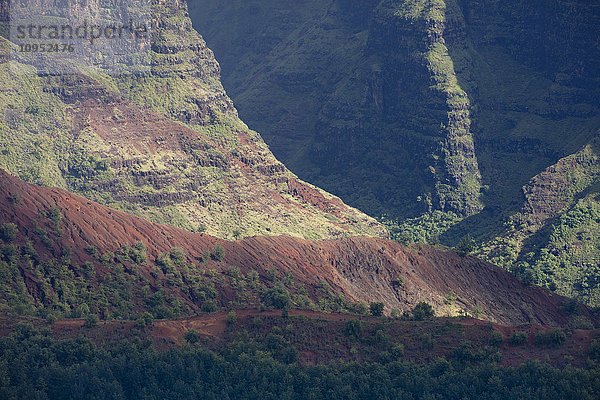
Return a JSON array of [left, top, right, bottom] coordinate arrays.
[[0, 170, 596, 327], [190, 0, 600, 304], [0, 0, 385, 240], [191, 0, 483, 224]]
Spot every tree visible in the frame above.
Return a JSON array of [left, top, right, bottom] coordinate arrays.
[[202, 299, 218, 313], [488, 331, 503, 347], [136, 312, 153, 329], [226, 311, 237, 325], [85, 314, 99, 328], [212, 245, 225, 261], [0, 223, 17, 242], [369, 302, 384, 316], [412, 302, 434, 321], [264, 283, 290, 309], [455, 234, 474, 255], [184, 329, 199, 344], [343, 319, 362, 339]]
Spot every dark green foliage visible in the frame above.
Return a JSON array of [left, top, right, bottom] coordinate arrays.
[[7, 193, 22, 204], [572, 316, 594, 330], [212, 245, 225, 261], [369, 302, 384, 316], [85, 314, 99, 328], [455, 234, 474, 255], [590, 339, 600, 360], [548, 329, 567, 347], [44, 206, 63, 231], [201, 299, 218, 313], [136, 312, 153, 329], [511, 331, 528, 346], [264, 283, 290, 310], [391, 343, 404, 358], [3, 325, 600, 399], [562, 298, 580, 315], [452, 341, 475, 363], [184, 329, 200, 344], [128, 241, 147, 265], [489, 331, 504, 347], [0, 223, 17, 242], [343, 319, 362, 339], [534, 329, 566, 347], [226, 311, 237, 325], [84, 245, 99, 258], [412, 302, 434, 321], [169, 247, 186, 266]]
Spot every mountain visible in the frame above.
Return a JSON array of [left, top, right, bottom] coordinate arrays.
[[0, 169, 595, 326], [0, 0, 385, 241], [189, 0, 600, 304]]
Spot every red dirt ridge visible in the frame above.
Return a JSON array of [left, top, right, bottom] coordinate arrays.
[[0, 169, 596, 327]]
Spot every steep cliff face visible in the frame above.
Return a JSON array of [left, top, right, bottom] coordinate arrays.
[[190, 0, 600, 304], [439, 0, 600, 305], [367, 0, 482, 217], [191, 0, 483, 223], [0, 0, 387, 240]]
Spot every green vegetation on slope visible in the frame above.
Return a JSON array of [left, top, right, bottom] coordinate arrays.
[[190, 0, 600, 305], [191, 0, 483, 223], [0, 1, 386, 240], [2, 323, 600, 399]]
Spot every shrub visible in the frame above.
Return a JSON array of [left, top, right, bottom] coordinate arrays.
[[0, 223, 18, 242], [452, 341, 474, 362], [590, 339, 600, 360], [343, 319, 362, 339], [195, 223, 206, 233], [212, 245, 225, 261], [129, 241, 147, 264], [184, 329, 199, 344], [455, 234, 474, 255], [7, 193, 22, 204], [226, 311, 237, 325], [488, 331, 503, 347], [391, 343, 404, 358], [510, 331, 528, 346], [369, 302, 384, 316], [264, 283, 290, 310], [561, 298, 580, 315], [202, 299, 218, 313], [534, 331, 549, 347], [572, 316, 593, 330], [136, 312, 153, 329], [420, 333, 434, 349], [548, 329, 566, 347], [85, 314, 99, 328], [281, 346, 298, 364], [169, 247, 186, 266], [85, 245, 99, 258], [157, 253, 175, 274], [45, 206, 63, 230], [412, 302, 434, 321]]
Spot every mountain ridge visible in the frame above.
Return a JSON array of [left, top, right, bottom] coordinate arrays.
[[0, 168, 595, 326]]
